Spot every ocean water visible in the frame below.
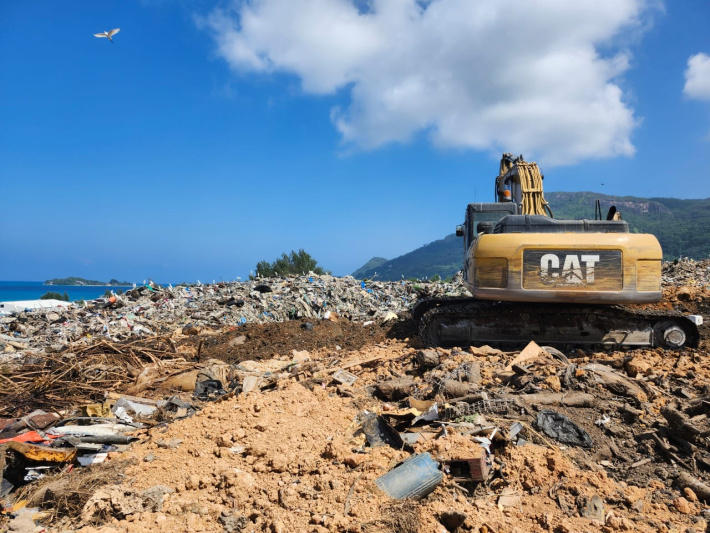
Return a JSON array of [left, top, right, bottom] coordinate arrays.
[[0, 281, 135, 303]]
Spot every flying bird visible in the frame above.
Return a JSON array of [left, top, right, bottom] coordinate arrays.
[[94, 28, 120, 43]]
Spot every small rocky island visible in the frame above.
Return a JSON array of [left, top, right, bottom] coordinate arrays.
[[45, 277, 132, 286]]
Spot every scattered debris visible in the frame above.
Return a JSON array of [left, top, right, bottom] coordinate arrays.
[[0, 265, 708, 532], [535, 410, 594, 448]]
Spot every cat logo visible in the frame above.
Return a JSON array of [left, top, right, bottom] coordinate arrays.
[[522, 249, 622, 290], [540, 253, 600, 285]]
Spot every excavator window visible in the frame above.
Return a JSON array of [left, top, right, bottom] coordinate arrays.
[[473, 213, 507, 236], [465, 203, 518, 248]]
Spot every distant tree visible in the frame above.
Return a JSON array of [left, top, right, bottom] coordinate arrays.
[[255, 249, 329, 277], [62, 292, 70, 301], [40, 291, 66, 301]]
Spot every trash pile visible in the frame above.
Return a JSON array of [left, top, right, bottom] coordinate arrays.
[[0, 275, 469, 359], [663, 258, 710, 287], [0, 263, 709, 532]]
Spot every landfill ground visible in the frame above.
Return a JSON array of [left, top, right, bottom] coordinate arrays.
[[2, 259, 710, 532]]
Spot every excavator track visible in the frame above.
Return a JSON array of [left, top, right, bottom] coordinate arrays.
[[414, 298, 699, 349]]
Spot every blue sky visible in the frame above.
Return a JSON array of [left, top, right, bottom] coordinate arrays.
[[1, 0, 709, 284]]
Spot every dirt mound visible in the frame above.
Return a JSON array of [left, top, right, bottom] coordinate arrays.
[[190, 318, 393, 364], [47, 340, 706, 533]]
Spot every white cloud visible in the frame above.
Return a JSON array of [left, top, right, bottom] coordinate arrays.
[[684, 53, 710, 101], [202, 0, 656, 165]]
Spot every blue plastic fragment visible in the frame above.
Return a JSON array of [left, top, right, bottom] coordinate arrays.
[[375, 452, 442, 500]]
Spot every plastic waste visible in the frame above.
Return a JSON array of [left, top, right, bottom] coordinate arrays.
[[112, 397, 158, 423], [535, 410, 593, 448], [77, 453, 108, 466], [332, 370, 357, 386], [375, 452, 443, 500], [360, 411, 404, 449], [193, 379, 226, 401]]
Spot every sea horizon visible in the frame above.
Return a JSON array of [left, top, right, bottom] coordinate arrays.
[[0, 280, 137, 303]]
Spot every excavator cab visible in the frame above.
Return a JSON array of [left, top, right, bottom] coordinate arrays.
[[457, 203, 518, 289]]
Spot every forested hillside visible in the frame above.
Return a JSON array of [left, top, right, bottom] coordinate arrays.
[[352, 192, 710, 280]]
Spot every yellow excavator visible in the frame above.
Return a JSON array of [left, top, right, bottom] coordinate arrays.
[[414, 153, 699, 349]]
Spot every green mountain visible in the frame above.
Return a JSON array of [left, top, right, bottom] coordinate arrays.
[[352, 192, 710, 281], [351, 257, 388, 279], [354, 234, 464, 281], [547, 192, 710, 260]]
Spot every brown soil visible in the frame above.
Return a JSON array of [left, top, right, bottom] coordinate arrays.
[[189, 319, 392, 364]]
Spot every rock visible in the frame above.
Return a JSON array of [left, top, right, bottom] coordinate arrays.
[[156, 438, 183, 450], [677, 286, 693, 301], [580, 494, 605, 522], [270, 454, 289, 473], [625, 358, 651, 377], [183, 325, 200, 336], [220, 512, 249, 533], [375, 377, 416, 401], [544, 375, 562, 392], [439, 510, 467, 531], [691, 519, 708, 532], [684, 487, 699, 502], [80, 485, 172, 522], [416, 349, 440, 368], [186, 475, 200, 490], [674, 497, 694, 514], [216, 435, 233, 448], [229, 335, 246, 346], [440, 379, 478, 398], [141, 485, 173, 512]]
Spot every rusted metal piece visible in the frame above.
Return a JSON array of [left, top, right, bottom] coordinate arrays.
[[441, 456, 491, 482]]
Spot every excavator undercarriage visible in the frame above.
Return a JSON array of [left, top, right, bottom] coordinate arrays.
[[414, 297, 700, 349]]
